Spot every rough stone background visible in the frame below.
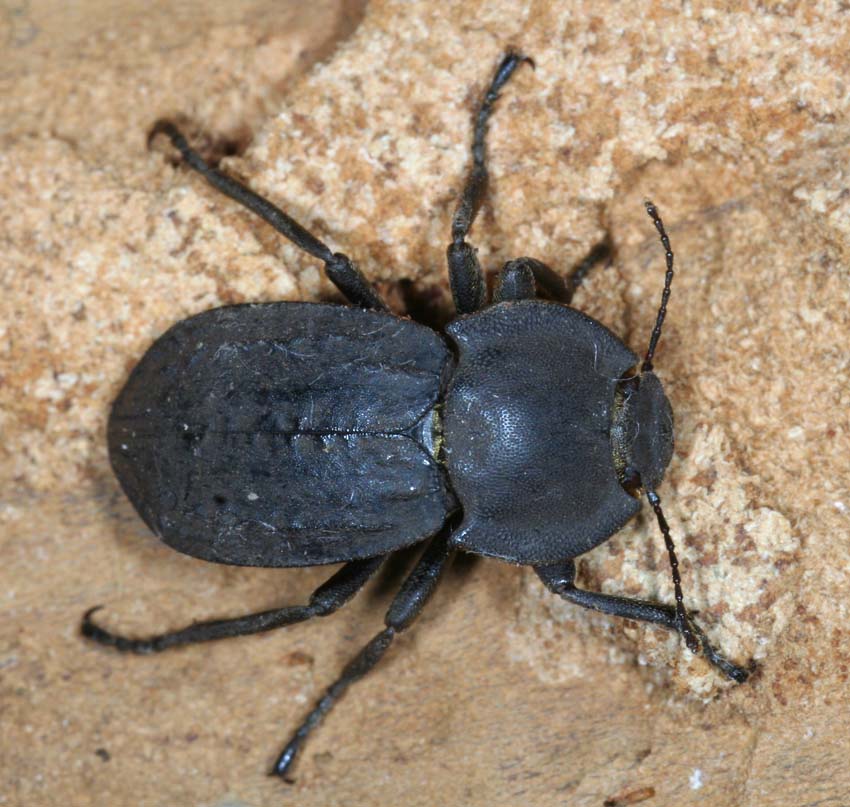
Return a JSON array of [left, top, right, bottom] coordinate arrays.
[[1, 1, 849, 805]]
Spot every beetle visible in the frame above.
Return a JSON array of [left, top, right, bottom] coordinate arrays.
[[82, 52, 750, 778]]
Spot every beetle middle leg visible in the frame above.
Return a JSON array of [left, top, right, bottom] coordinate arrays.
[[447, 51, 532, 314], [494, 257, 571, 302], [495, 236, 613, 304], [534, 560, 750, 683], [272, 529, 454, 779], [81, 555, 384, 653], [149, 121, 387, 311]]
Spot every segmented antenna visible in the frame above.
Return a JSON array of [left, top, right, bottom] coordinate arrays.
[[646, 489, 699, 654], [642, 201, 674, 373]]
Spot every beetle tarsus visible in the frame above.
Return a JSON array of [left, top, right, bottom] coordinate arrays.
[[82, 607, 164, 654], [271, 740, 299, 781], [686, 619, 751, 683]]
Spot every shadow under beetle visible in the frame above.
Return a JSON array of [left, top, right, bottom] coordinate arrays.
[[82, 52, 750, 778]]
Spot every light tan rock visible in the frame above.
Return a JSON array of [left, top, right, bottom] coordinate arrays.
[[1, 1, 848, 805]]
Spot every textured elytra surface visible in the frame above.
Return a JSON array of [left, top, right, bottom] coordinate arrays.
[[2, 1, 850, 806], [110, 303, 453, 566], [444, 300, 640, 564]]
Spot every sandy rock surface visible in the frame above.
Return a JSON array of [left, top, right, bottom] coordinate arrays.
[[1, 1, 849, 805]]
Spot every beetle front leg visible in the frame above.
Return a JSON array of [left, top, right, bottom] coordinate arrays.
[[150, 121, 387, 311], [81, 555, 384, 653], [273, 530, 454, 779], [534, 560, 750, 683], [447, 52, 532, 314]]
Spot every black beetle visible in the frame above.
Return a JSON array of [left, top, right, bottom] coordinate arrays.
[[82, 52, 749, 778]]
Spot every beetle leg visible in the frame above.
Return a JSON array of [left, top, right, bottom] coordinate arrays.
[[564, 235, 613, 303], [534, 560, 750, 683], [494, 258, 538, 302], [495, 257, 569, 302], [149, 120, 388, 311], [447, 52, 533, 314], [80, 555, 384, 654], [495, 237, 613, 304], [272, 530, 454, 779]]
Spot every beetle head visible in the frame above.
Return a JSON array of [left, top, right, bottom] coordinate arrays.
[[611, 370, 673, 494], [615, 201, 699, 654]]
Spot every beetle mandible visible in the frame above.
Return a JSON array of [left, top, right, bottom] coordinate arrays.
[[82, 52, 750, 778]]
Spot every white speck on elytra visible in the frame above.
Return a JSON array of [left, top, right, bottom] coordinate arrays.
[[689, 769, 703, 790], [247, 492, 259, 501]]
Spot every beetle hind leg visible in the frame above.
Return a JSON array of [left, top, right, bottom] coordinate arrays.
[[273, 530, 454, 779], [534, 560, 750, 683], [80, 555, 383, 654]]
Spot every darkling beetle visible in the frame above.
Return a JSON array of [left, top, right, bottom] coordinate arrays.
[[82, 52, 750, 778]]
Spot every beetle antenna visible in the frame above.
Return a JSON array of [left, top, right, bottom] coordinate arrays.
[[646, 489, 699, 654], [642, 201, 674, 373]]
